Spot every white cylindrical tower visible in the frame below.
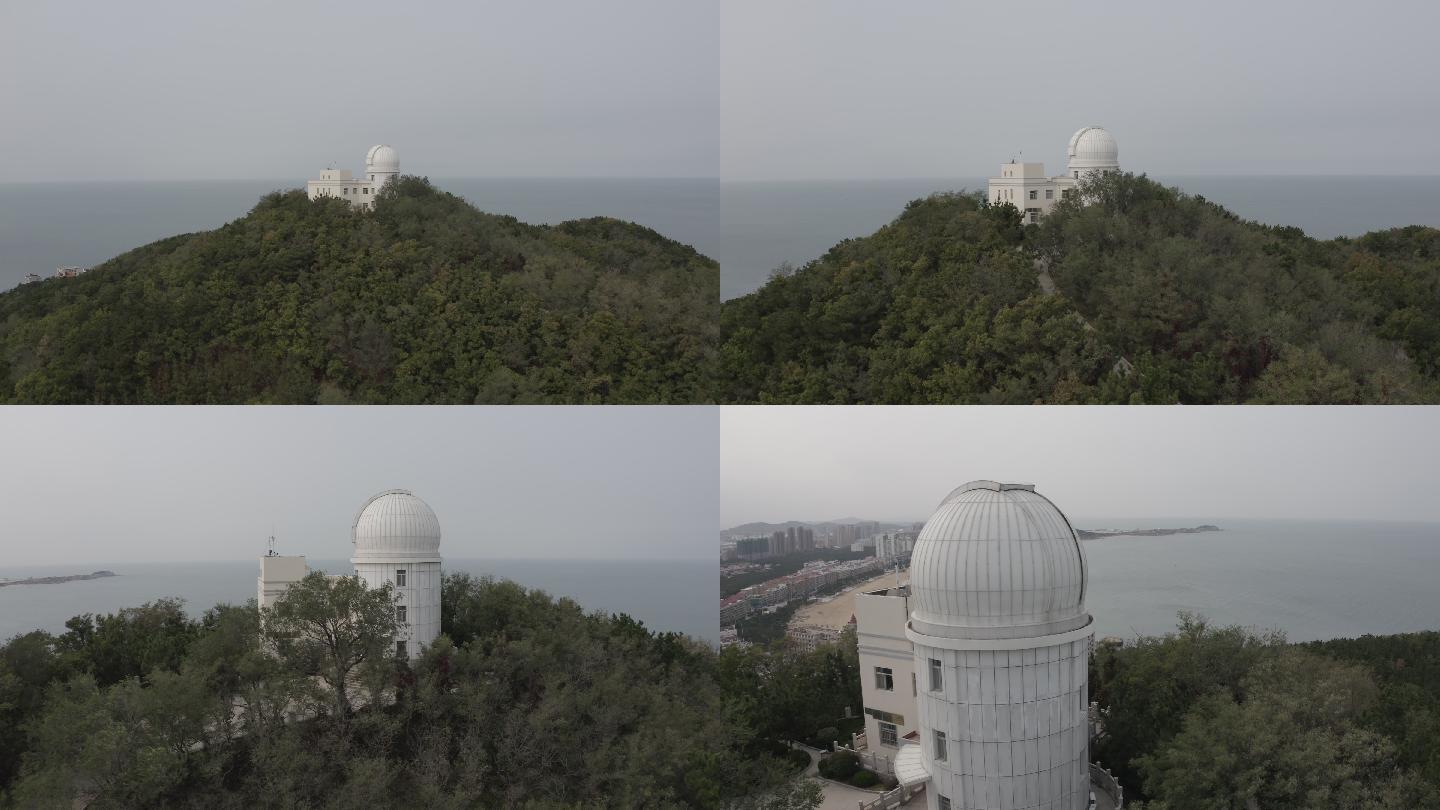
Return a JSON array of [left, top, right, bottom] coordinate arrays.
[[365, 144, 400, 192], [904, 481, 1093, 810], [1066, 126, 1119, 177], [351, 489, 441, 660]]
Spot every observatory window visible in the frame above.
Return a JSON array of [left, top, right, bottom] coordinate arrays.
[[396, 605, 407, 623], [1046, 189, 1054, 200], [874, 666, 894, 691], [396, 640, 407, 658], [396, 569, 406, 587], [933, 730, 947, 762], [1029, 190, 1037, 200], [878, 722, 898, 747], [1074, 171, 1080, 179], [929, 658, 943, 691], [938, 797, 952, 810]]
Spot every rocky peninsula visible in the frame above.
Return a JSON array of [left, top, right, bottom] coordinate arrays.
[[1077, 526, 1221, 541], [0, 570, 117, 587]]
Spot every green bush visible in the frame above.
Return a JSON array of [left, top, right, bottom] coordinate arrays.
[[818, 750, 860, 781], [782, 747, 811, 772], [849, 769, 880, 788]]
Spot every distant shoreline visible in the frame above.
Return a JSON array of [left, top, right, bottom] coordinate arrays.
[[0, 570, 117, 587], [1077, 525, 1221, 541]]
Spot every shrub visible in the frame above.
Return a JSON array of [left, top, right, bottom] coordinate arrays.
[[783, 747, 811, 771], [818, 750, 860, 781], [850, 769, 880, 788]]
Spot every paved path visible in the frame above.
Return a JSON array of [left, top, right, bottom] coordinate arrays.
[[796, 746, 925, 810]]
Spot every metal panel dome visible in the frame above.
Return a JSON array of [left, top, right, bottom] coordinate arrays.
[[908, 481, 1088, 640], [1067, 126, 1119, 173], [351, 489, 440, 559], [365, 144, 399, 172]]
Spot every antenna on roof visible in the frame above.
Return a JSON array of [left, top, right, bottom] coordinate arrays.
[[267, 529, 277, 557]]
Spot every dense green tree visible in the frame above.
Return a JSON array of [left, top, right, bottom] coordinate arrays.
[[720, 173, 1440, 403], [0, 177, 719, 404], [263, 571, 400, 718]]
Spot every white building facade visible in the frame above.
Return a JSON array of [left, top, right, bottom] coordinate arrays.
[[988, 127, 1119, 224], [306, 145, 400, 210], [256, 488, 442, 661], [856, 585, 920, 752], [893, 481, 1095, 810]]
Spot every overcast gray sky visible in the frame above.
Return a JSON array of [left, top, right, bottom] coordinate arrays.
[[0, 0, 717, 182], [721, 0, 1440, 180], [1, 407, 717, 566], [722, 407, 1440, 528]]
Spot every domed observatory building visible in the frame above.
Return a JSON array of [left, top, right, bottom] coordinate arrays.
[[352, 489, 443, 660], [987, 127, 1120, 223], [306, 144, 400, 210], [895, 481, 1094, 810]]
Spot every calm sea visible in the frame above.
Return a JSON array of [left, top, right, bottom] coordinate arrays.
[[1077, 518, 1440, 643], [0, 178, 719, 292], [720, 176, 1440, 299], [0, 558, 718, 645]]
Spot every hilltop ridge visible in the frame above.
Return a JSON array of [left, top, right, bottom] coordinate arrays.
[[0, 177, 718, 404]]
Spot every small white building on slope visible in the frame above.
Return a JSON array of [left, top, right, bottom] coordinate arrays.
[[257, 489, 441, 661], [988, 127, 1120, 224], [306, 145, 400, 210]]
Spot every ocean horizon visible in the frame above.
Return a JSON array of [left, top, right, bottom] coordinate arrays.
[[0, 556, 718, 645]]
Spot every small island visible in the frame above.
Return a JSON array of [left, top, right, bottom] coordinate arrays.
[[0, 570, 116, 587], [1077, 525, 1221, 541]]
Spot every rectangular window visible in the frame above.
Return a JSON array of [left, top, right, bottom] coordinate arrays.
[[1046, 189, 1054, 199], [879, 721, 898, 747], [934, 730, 947, 762], [1029, 189, 1037, 200], [929, 658, 943, 691], [874, 666, 894, 691], [396, 640, 407, 658], [396, 605, 407, 623], [396, 569, 406, 587], [939, 796, 952, 810]]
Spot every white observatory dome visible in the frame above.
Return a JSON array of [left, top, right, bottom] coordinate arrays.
[[908, 481, 1088, 640], [365, 144, 400, 172], [351, 489, 440, 560], [1067, 126, 1119, 172]]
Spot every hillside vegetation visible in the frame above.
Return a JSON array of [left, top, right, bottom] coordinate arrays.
[[719, 173, 1440, 403], [0, 178, 718, 404], [0, 575, 818, 809]]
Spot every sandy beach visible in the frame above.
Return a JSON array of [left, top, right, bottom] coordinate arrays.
[[788, 569, 910, 631]]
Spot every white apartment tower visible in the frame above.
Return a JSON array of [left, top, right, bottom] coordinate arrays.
[[893, 481, 1094, 810], [988, 127, 1120, 224], [306, 145, 400, 210]]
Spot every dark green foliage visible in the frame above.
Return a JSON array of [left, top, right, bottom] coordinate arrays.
[[816, 750, 858, 781], [847, 769, 878, 788], [0, 576, 814, 810], [720, 174, 1440, 403], [718, 625, 863, 755], [1093, 616, 1440, 809], [0, 177, 718, 404]]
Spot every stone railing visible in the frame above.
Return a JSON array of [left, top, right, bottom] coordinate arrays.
[[832, 742, 894, 776], [857, 783, 923, 810], [1090, 762, 1124, 808]]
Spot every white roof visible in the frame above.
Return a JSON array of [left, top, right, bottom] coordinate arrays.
[[893, 743, 930, 788], [908, 481, 1088, 640], [365, 144, 399, 172], [351, 489, 440, 559], [1067, 126, 1119, 171]]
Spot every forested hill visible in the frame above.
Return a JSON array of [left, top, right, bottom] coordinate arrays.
[[0, 177, 718, 404], [719, 172, 1440, 404]]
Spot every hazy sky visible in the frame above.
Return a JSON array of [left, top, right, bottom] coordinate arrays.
[[0, 0, 718, 182], [1, 407, 717, 566], [722, 0, 1440, 180], [722, 407, 1440, 528]]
